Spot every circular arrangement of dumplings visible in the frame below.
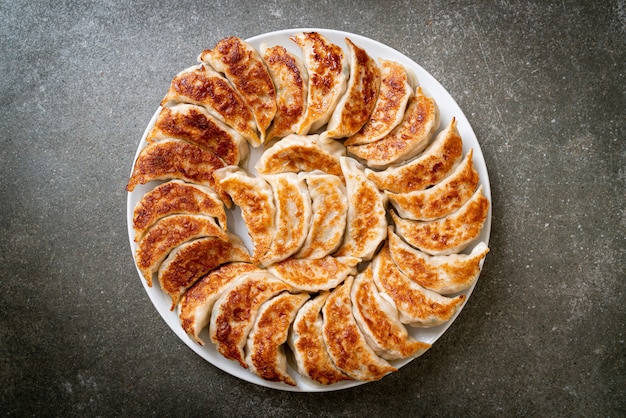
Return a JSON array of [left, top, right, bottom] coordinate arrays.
[[127, 32, 490, 387]]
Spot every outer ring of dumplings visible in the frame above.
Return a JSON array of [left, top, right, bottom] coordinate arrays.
[[127, 29, 491, 392]]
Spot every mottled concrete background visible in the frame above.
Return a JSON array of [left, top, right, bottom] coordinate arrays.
[[1, 1, 624, 416]]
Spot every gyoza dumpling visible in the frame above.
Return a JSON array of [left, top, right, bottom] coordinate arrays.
[[254, 134, 345, 179], [387, 149, 479, 221], [132, 180, 227, 242], [245, 292, 310, 386], [296, 172, 347, 259], [158, 233, 251, 310], [324, 38, 381, 139], [179, 262, 260, 345], [366, 117, 463, 193], [290, 32, 349, 134], [334, 157, 387, 261], [146, 104, 248, 166], [260, 173, 312, 266], [388, 227, 489, 295], [209, 271, 291, 368], [371, 243, 465, 327], [289, 292, 353, 385], [351, 264, 431, 360], [199, 37, 276, 143], [161, 64, 261, 146], [347, 87, 440, 169], [125, 140, 227, 204], [391, 185, 490, 256], [262, 44, 309, 141], [135, 214, 228, 287], [267, 255, 358, 292], [345, 59, 413, 146], [322, 276, 397, 381], [212, 166, 275, 262]]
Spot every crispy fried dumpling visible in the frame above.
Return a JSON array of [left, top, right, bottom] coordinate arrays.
[[132, 180, 227, 242], [391, 185, 489, 255], [296, 172, 347, 259], [324, 38, 380, 139], [245, 292, 310, 386], [334, 157, 387, 261], [212, 166, 276, 262], [125, 140, 227, 202], [199, 37, 276, 143], [254, 134, 345, 178], [289, 292, 352, 385], [348, 87, 439, 169], [146, 104, 248, 166], [262, 44, 309, 141], [158, 233, 251, 310], [388, 227, 489, 294], [135, 214, 228, 287], [372, 243, 465, 326], [345, 59, 413, 146], [351, 264, 431, 360], [366, 117, 463, 193], [387, 149, 479, 221], [290, 32, 349, 134], [260, 173, 312, 266], [322, 276, 397, 381], [179, 262, 259, 345], [209, 271, 291, 368], [267, 255, 358, 292], [161, 64, 261, 147]]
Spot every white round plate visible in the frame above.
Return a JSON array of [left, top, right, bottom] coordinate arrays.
[[127, 28, 491, 392]]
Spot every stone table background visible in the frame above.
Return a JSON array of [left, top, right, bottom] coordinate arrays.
[[1, 1, 624, 416]]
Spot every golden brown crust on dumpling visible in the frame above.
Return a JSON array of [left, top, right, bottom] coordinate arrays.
[[345, 59, 413, 146], [180, 262, 259, 345], [245, 292, 310, 386], [324, 38, 381, 139], [126, 139, 227, 196], [351, 265, 431, 360], [391, 185, 489, 255], [366, 117, 463, 193], [347, 87, 439, 168], [255, 134, 345, 179], [213, 167, 276, 262], [334, 157, 387, 261], [161, 64, 260, 146], [388, 227, 489, 294], [289, 292, 353, 385], [290, 32, 348, 134], [372, 243, 466, 326], [158, 234, 251, 310], [260, 173, 311, 266], [209, 272, 291, 368], [199, 37, 276, 141], [262, 45, 308, 141], [387, 149, 479, 221], [260, 144, 342, 177], [267, 256, 358, 292], [135, 214, 228, 287], [322, 276, 397, 381], [295, 172, 347, 259], [132, 180, 227, 242], [147, 104, 247, 166]]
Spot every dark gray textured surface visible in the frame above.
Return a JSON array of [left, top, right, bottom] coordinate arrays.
[[1, 0, 624, 416]]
